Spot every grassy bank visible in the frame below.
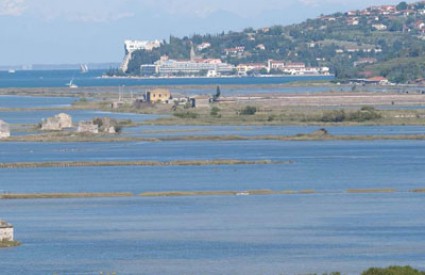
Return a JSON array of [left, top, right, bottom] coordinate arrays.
[[4, 131, 425, 143], [0, 188, 424, 201], [0, 192, 133, 200], [0, 159, 281, 169], [0, 240, 21, 248]]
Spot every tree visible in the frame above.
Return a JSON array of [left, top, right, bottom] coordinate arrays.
[[213, 86, 221, 102], [396, 1, 408, 11], [240, 106, 257, 115]]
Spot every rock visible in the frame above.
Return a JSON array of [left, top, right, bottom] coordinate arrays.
[[0, 120, 10, 139], [41, 113, 73, 131], [311, 128, 329, 136], [77, 121, 99, 134]]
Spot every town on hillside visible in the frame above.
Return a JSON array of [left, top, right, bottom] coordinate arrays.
[[119, 40, 330, 78], [111, 1, 425, 84]]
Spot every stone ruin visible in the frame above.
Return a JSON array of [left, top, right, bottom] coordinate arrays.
[[41, 113, 73, 131], [77, 121, 99, 134], [0, 220, 14, 242], [0, 120, 10, 139], [78, 117, 118, 134]]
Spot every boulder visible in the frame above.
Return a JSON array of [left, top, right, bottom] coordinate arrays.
[[41, 113, 73, 131], [311, 128, 329, 136], [0, 120, 10, 139]]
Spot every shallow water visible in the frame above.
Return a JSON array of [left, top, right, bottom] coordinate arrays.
[[0, 95, 76, 108], [128, 125, 425, 138], [1, 140, 424, 194], [0, 109, 159, 126], [1, 194, 424, 275]]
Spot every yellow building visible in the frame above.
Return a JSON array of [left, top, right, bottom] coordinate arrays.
[[147, 89, 172, 103]]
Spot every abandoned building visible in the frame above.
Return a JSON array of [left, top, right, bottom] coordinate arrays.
[[0, 120, 10, 139], [41, 113, 73, 131], [0, 220, 14, 242], [146, 88, 171, 103]]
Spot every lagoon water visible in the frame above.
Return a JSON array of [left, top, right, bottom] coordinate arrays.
[[1, 194, 425, 275], [1, 140, 425, 194], [1, 78, 425, 274]]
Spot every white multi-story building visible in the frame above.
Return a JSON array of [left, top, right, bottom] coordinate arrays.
[[153, 57, 235, 76]]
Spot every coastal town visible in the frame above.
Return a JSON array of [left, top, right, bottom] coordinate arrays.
[[120, 39, 330, 77]]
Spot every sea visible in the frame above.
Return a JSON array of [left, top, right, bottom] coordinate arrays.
[[0, 71, 425, 275], [0, 69, 334, 89]]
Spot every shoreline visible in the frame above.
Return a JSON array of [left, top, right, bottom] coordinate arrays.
[[0, 159, 282, 169], [4, 133, 425, 143], [0, 189, 424, 201], [99, 74, 333, 80]]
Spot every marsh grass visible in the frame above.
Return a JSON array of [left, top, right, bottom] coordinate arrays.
[[0, 240, 21, 248], [0, 192, 133, 200], [347, 189, 396, 194], [0, 159, 280, 169]]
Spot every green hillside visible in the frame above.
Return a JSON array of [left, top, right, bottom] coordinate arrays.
[[125, 1, 425, 83]]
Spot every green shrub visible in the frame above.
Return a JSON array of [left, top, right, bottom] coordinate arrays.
[[362, 266, 425, 275], [349, 108, 381, 122], [321, 110, 346, 122], [174, 112, 199, 119], [241, 106, 257, 115], [210, 107, 220, 116]]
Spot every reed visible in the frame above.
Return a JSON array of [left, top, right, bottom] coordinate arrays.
[[0, 192, 133, 200], [0, 240, 21, 248], [347, 188, 396, 193], [0, 159, 279, 169], [140, 189, 275, 197]]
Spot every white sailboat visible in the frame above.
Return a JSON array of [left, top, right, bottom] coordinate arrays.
[[66, 79, 78, 89], [80, 64, 89, 73]]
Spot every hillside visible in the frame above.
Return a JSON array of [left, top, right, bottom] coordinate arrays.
[[124, 1, 425, 83]]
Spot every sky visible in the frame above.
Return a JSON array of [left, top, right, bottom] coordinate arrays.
[[0, 0, 403, 65]]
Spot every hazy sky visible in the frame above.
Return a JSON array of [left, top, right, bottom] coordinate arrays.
[[0, 0, 402, 65]]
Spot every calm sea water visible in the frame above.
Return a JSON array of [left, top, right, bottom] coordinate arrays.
[[0, 69, 333, 88]]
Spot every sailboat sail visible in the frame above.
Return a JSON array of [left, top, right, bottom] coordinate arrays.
[[80, 64, 89, 73]]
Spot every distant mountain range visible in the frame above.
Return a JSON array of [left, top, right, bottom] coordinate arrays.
[[126, 1, 425, 83]]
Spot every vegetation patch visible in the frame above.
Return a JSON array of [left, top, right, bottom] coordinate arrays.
[[0, 159, 280, 169], [362, 265, 425, 275], [347, 188, 396, 194], [0, 240, 21, 248], [0, 192, 133, 200]]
